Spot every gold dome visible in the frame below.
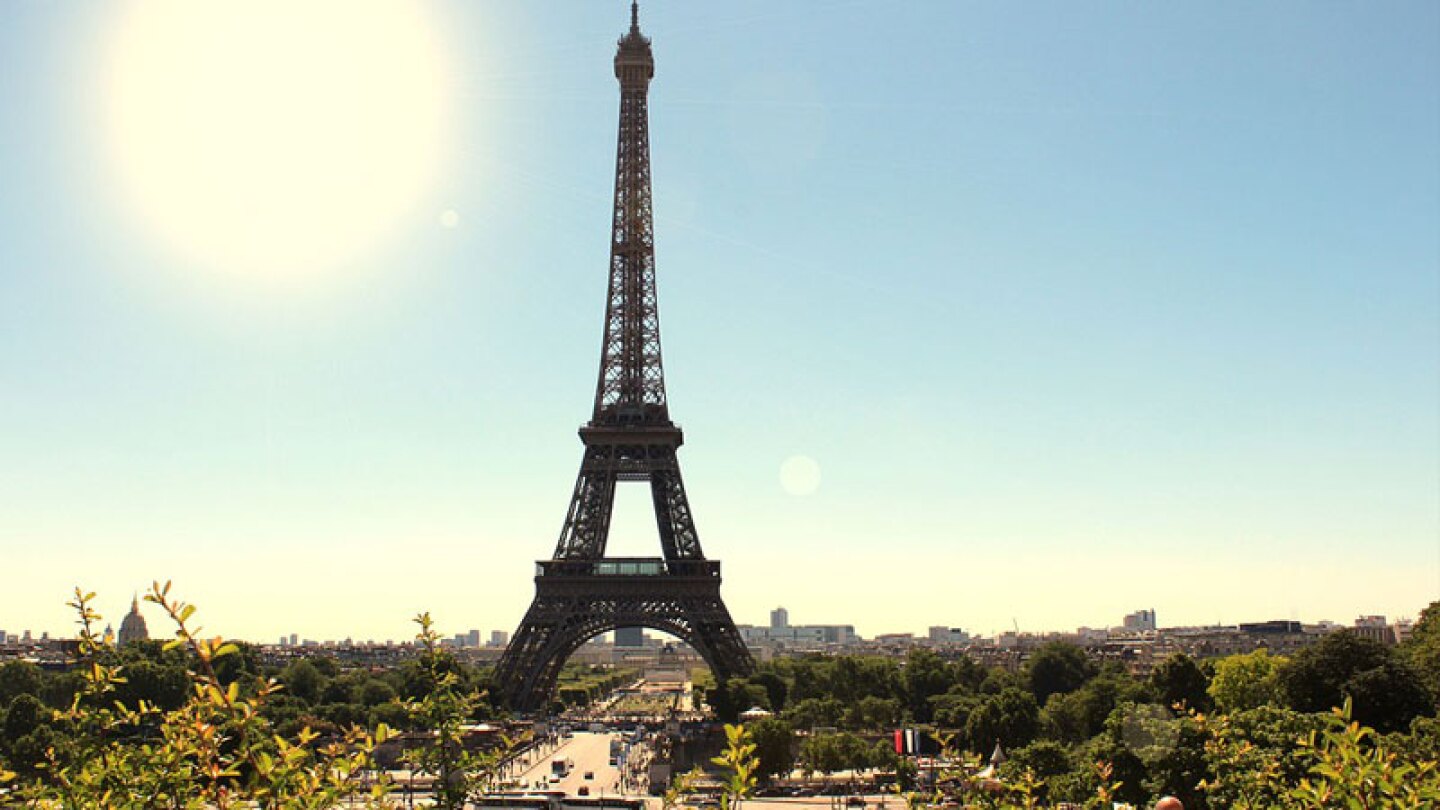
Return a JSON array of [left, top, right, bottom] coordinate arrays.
[[118, 595, 149, 646]]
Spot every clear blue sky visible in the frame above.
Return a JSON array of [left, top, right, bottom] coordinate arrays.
[[0, 2, 1435, 642]]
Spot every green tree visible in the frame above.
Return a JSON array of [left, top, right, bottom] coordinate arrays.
[[781, 696, 846, 730], [1048, 705, 1150, 807], [1207, 649, 1283, 712], [1000, 739, 1071, 783], [747, 717, 796, 780], [280, 658, 325, 704], [1281, 630, 1388, 712], [322, 671, 367, 705], [965, 687, 1039, 752], [847, 695, 902, 731], [901, 648, 955, 722], [355, 678, 397, 708], [1, 693, 47, 740], [0, 660, 43, 705], [828, 656, 903, 705], [799, 733, 846, 778], [369, 700, 411, 732], [1137, 711, 1209, 810], [778, 656, 827, 703], [1281, 629, 1432, 732], [1201, 704, 1326, 809], [1025, 642, 1096, 705], [3, 725, 60, 780], [979, 667, 1025, 695], [709, 677, 770, 723], [834, 732, 874, 773], [323, 701, 369, 728], [748, 671, 789, 713], [1344, 659, 1435, 734], [1150, 653, 1212, 713], [1040, 670, 1146, 743], [930, 689, 980, 730], [867, 740, 900, 773], [211, 640, 260, 685], [1402, 600, 1440, 703], [113, 659, 189, 711], [40, 669, 85, 712], [1384, 714, 1440, 764]]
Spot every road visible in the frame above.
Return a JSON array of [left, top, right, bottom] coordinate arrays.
[[510, 732, 630, 797]]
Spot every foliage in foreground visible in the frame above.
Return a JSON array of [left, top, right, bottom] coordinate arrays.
[[697, 707, 1440, 810], [709, 723, 759, 810], [1202, 698, 1440, 809], [874, 700, 1439, 810], [3, 591, 1440, 808], [0, 585, 509, 809], [699, 613, 1440, 807], [0, 584, 390, 809], [403, 611, 517, 810]]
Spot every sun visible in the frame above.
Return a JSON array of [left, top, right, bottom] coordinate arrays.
[[104, 1, 450, 287]]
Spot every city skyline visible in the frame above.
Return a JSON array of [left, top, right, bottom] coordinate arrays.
[[0, 597, 1423, 648], [1, 3, 1436, 643]]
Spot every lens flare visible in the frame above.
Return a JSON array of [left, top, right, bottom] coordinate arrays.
[[780, 455, 822, 496]]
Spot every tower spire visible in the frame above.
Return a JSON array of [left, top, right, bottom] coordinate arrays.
[[599, 0, 660, 424]]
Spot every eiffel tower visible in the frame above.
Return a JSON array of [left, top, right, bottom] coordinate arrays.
[[494, 3, 754, 713]]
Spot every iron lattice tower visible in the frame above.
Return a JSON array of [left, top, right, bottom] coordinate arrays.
[[494, 4, 754, 712]]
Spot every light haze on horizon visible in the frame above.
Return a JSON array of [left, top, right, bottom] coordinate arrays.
[[0, 2, 1436, 644]]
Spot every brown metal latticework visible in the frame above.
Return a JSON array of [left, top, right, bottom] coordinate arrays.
[[494, 4, 754, 713]]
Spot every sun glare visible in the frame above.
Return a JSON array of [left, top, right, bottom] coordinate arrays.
[[104, 1, 450, 287]]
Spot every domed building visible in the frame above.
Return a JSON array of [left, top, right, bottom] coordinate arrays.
[[117, 595, 149, 646]]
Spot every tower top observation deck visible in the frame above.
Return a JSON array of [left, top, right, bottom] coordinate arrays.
[[615, 2, 653, 85]]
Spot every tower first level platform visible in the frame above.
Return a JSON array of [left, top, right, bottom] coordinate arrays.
[[495, 558, 750, 712]]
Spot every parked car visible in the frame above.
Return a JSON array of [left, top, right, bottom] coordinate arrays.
[[578, 787, 590, 796], [584, 772, 595, 780]]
